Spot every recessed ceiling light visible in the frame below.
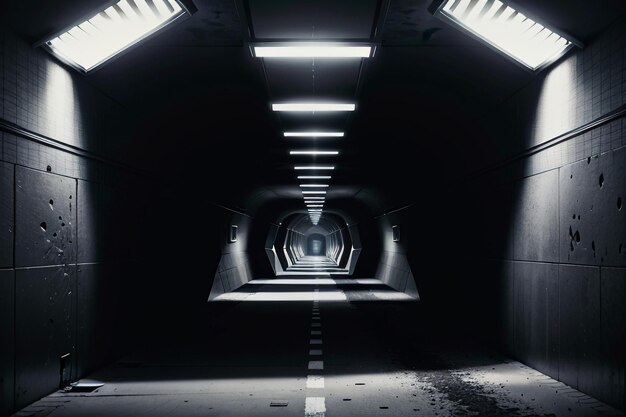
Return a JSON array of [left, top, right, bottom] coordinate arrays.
[[300, 184, 329, 188], [284, 132, 344, 138], [294, 166, 335, 170], [40, 0, 195, 73], [298, 176, 332, 180], [307, 205, 324, 208], [431, 0, 580, 71], [273, 103, 355, 112], [305, 201, 324, 204], [302, 191, 327, 194], [290, 150, 339, 156], [304, 197, 325, 200], [254, 44, 372, 58]]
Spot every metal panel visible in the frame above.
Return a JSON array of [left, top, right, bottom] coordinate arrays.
[[512, 170, 559, 262], [558, 264, 601, 393], [513, 261, 559, 378], [559, 148, 626, 266], [15, 167, 76, 267], [0, 162, 13, 267], [248, 0, 379, 39], [15, 265, 76, 410], [599, 267, 626, 408], [0, 269, 15, 417]]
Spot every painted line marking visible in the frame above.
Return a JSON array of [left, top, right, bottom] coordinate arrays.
[[306, 375, 325, 389], [309, 349, 323, 355], [311, 330, 322, 335], [305, 397, 326, 417], [308, 360, 324, 370], [311, 322, 321, 327], [310, 339, 322, 345]]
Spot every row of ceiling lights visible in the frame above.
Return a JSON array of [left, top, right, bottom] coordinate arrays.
[[36, 0, 581, 226], [253, 46, 374, 225]]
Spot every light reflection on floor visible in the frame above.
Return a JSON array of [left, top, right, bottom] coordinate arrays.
[[211, 278, 416, 302]]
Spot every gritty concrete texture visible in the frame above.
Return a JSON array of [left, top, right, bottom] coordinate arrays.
[[14, 275, 624, 417]]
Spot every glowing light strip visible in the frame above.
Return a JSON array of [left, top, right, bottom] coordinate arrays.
[[255, 45, 371, 58], [300, 184, 329, 188], [302, 191, 327, 195], [291, 150, 339, 156], [284, 132, 344, 138], [273, 103, 355, 112], [294, 166, 335, 170], [298, 176, 332, 179]]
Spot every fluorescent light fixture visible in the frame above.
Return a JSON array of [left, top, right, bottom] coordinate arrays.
[[284, 132, 344, 138], [41, 0, 194, 73], [298, 176, 332, 180], [273, 103, 355, 112], [290, 150, 339, 156], [294, 166, 335, 170], [305, 201, 324, 204], [302, 191, 327, 195], [300, 184, 329, 188], [254, 44, 371, 58], [307, 205, 324, 208], [431, 0, 580, 71]]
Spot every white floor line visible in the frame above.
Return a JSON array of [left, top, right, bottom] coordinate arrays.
[[311, 330, 322, 335], [308, 360, 324, 370], [311, 322, 321, 327], [309, 349, 323, 355], [305, 397, 326, 417], [310, 339, 322, 345], [306, 375, 325, 389]]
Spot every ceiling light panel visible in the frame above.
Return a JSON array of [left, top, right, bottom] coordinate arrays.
[[285, 132, 344, 138], [298, 176, 332, 180], [290, 150, 339, 156], [432, 0, 580, 71], [42, 0, 194, 73], [302, 191, 327, 194], [254, 44, 372, 58], [273, 103, 355, 112], [300, 184, 330, 187], [294, 166, 335, 170]]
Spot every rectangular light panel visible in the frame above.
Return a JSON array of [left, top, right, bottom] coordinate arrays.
[[307, 205, 324, 208], [273, 103, 355, 112], [254, 45, 371, 58], [433, 0, 579, 71], [302, 191, 327, 195], [285, 132, 344, 138], [300, 184, 329, 188], [298, 176, 332, 180], [42, 0, 191, 73], [291, 150, 339, 156], [294, 166, 335, 170]]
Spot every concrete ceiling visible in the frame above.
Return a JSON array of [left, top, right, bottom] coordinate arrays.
[[6, 0, 626, 217]]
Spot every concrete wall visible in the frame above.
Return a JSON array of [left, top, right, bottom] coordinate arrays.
[[466, 18, 626, 410], [0, 24, 152, 417]]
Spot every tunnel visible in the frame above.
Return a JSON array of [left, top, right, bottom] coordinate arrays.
[[0, 0, 625, 416]]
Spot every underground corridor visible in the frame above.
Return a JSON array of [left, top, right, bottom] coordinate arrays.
[[1, 0, 626, 416]]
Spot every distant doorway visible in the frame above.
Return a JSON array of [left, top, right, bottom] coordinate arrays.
[[307, 233, 326, 256]]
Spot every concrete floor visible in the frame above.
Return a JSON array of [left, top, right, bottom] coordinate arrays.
[[14, 277, 625, 417]]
